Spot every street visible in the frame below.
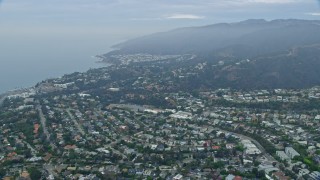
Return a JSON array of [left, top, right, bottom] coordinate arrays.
[[36, 102, 50, 141], [220, 129, 278, 162]]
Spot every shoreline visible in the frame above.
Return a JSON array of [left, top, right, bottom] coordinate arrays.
[[0, 88, 24, 107], [0, 87, 33, 97], [0, 56, 110, 97]]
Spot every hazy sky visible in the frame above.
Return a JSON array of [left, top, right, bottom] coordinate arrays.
[[0, 0, 320, 40], [0, 0, 319, 92]]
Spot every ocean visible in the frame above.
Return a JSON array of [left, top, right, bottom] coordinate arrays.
[[0, 34, 118, 94]]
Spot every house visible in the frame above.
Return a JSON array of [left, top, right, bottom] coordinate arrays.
[[226, 143, 235, 149], [313, 155, 320, 165], [299, 169, 310, 176], [212, 146, 221, 150], [173, 174, 183, 180], [20, 171, 31, 180], [33, 124, 40, 134], [143, 170, 152, 176], [43, 153, 52, 162], [159, 171, 168, 179], [64, 145, 77, 150], [67, 167, 77, 171], [272, 171, 290, 180], [135, 169, 144, 175], [128, 169, 136, 175], [156, 144, 165, 151], [226, 174, 235, 180]]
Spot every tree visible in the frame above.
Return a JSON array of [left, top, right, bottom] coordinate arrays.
[[28, 167, 42, 180], [0, 168, 6, 177]]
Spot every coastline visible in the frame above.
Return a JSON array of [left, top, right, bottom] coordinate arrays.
[[0, 52, 115, 101], [0, 87, 33, 106], [0, 56, 108, 98]]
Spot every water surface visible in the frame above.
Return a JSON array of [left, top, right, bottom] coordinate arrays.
[[0, 33, 117, 93]]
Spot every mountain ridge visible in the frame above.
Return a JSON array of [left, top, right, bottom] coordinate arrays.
[[104, 19, 320, 58], [99, 19, 320, 89]]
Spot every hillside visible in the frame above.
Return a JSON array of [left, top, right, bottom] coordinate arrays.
[[99, 19, 320, 89], [102, 19, 320, 59], [193, 44, 320, 89]]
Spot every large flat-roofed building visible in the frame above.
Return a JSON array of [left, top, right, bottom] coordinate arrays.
[[285, 147, 300, 159], [308, 171, 320, 180], [276, 151, 290, 161], [241, 139, 261, 155]]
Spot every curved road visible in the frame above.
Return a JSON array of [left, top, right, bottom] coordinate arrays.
[[220, 129, 277, 162]]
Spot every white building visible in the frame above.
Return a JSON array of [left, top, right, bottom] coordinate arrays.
[[309, 171, 320, 180], [226, 174, 235, 180], [173, 174, 183, 180], [170, 111, 192, 119], [299, 169, 310, 176], [241, 139, 261, 155], [285, 147, 300, 159], [276, 151, 290, 161]]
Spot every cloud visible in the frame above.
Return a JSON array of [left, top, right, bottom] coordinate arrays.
[[166, 14, 205, 20], [210, 0, 303, 6], [130, 13, 205, 21], [130, 17, 163, 21], [245, 0, 296, 3], [306, 12, 320, 16]]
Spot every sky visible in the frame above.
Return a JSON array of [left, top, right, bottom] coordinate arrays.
[[0, 0, 319, 40], [0, 0, 319, 92]]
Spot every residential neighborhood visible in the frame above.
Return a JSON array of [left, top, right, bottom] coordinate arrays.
[[0, 59, 320, 179]]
